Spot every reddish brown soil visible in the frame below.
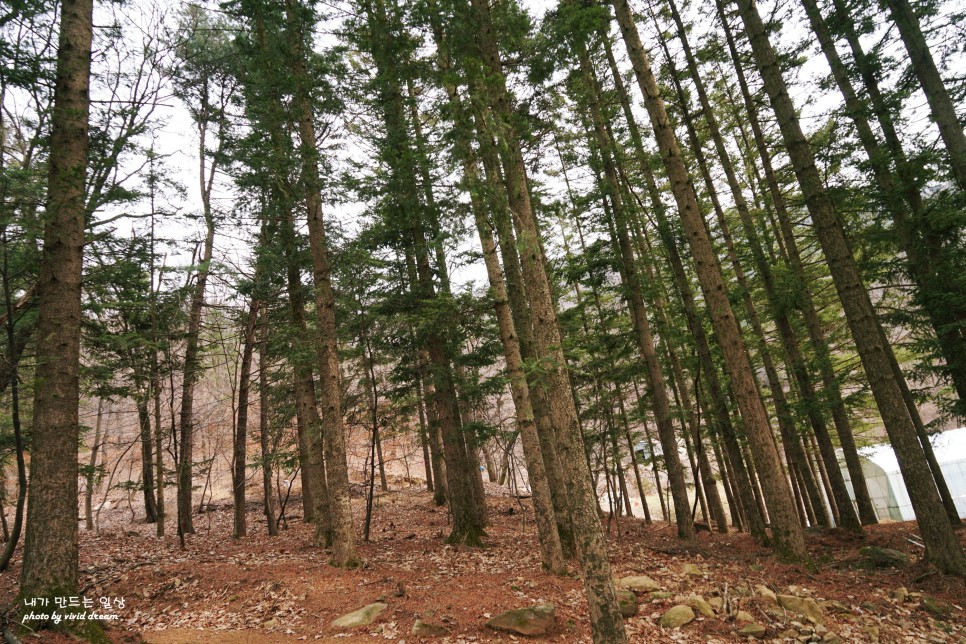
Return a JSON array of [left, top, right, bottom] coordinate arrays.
[[2, 486, 964, 642]]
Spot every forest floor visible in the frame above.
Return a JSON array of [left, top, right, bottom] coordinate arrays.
[[2, 483, 965, 643]]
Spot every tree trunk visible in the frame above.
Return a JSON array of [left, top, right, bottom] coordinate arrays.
[[152, 374, 165, 537], [85, 399, 104, 532], [879, 0, 966, 188], [233, 298, 258, 539], [278, 205, 330, 536], [177, 101, 219, 539], [137, 396, 158, 523], [602, 25, 756, 538], [415, 382, 435, 492], [285, 0, 357, 566], [416, 373, 446, 503], [803, 0, 966, 419], [479, 127, 576, 557], [19, 0, 93, 606], [258, 304, 278, 536], [732, 0, 966, 576], [466, 152, 565, 571]]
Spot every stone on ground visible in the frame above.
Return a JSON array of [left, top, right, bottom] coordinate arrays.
[[738, 622, 766, 638], [332, 602, 388, 628], [858, 546, 909, 568], [616, 590, 638, 618], [659, 604, 695, 628], [735, 610, 754, 623], [778, 594, 825, 624], [616, 575, 661, 593], [682, 563, 703, 576], [412, 618, 448, 637], [486, 604, 555, 636], [686, 594, 715, 618], [755, 584, 777, 605]]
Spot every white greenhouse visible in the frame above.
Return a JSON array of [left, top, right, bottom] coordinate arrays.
[[839, 426, 966, 522]]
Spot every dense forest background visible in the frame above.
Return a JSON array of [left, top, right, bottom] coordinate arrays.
[[1, 0, 965, 640]]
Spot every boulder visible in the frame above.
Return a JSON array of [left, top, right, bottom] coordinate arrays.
[[486, 604, 555, 636], [686, 595, 715, 618], [777, 594, 825, 625], [616, 575, 661, 593], [682, 563, 703, 577], [332, 602, 388, 629], [738, 622, 766, 638], [658, 605, 695, 628], [755, 585, 778, 605], [822, 600, 849, 614], [858, 546, 909, 568], [735, 610, 754, 623], [412, 619, 449, 637], [616, 590, 638, 618]]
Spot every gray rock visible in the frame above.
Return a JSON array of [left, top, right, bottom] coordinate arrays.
[[616, 590, 638, 618], [659, 604, 695, 628], [332, 602, 388, 628], [617, 575, 661, 593], [486, 604, 555, 636], [412, 619, 448, 637], [738, 622, 766, 638], [778, 594, 825, 625]]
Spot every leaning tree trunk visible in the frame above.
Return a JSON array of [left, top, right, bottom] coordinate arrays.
[[468, 0, 627, 639], [801, 0, 966, 423], [880, 0, 966, 188], [454, 88, 565, 570], [717, 6, 877, 525], [19, 0, 93, 608], [475, 213, 564, 570], [577, 41, 694, 540], [664, 0, 860, 530], [732, 0, 966, 576], [611, 0, 806, 561], [476, 124, 576, 557]]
